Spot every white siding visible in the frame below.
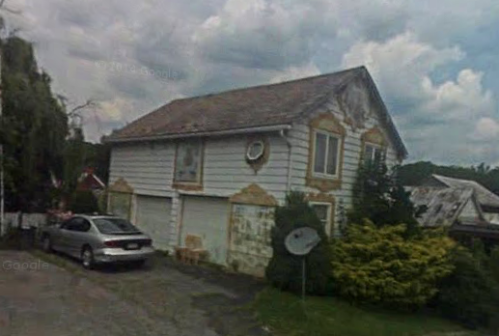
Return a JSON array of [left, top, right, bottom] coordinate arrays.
[[109, 142, 175, 197], [458, 200, 480, 222], [287, 97, 400, 234], [201, 135, 289, 202]]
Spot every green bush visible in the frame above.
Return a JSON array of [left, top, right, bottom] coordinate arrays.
[[331, 221, 455, 308], [434, 248, 499, 332], [266, 192, 331, 295], [490, 246, 499, 284], [348, 162, 421, 235], [69, 190, 99, 214]]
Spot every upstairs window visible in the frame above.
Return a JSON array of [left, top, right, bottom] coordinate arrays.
[[363, 143, 385, 164], [313, 130, 341, 178], [174, 141, 203, 184]]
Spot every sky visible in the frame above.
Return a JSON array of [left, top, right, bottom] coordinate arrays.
[[4, 0, 499, 165]]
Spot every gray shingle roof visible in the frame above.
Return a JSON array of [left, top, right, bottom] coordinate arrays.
[[432, 174, 499, 209], [410, 187, 477, 227]]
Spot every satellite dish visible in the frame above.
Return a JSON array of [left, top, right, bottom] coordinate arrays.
[[285, 227, 321, 256]]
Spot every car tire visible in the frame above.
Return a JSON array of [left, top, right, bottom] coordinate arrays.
[[42, 236, 52, 253], [81, 247, 95, 270]]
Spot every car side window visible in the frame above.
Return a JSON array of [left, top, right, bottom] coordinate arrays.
[[64, 217, 91, 232], [61, 218, 78, 230], [79, 219, 91, 232]]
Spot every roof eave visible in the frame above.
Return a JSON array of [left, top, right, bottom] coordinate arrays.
[[362, 68, 408, 160], [104, 124, 292, 144]]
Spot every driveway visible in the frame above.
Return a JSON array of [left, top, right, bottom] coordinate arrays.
[[0, 250, 267, 336]]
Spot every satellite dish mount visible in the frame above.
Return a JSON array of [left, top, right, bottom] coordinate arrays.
[[284, 227, 321, 301]]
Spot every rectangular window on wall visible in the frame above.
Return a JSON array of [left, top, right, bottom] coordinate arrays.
[[313, 131, 341, 177], [364, 143, 385, 164], [174, 141, 203, 183], [310, 202, 332, 236]]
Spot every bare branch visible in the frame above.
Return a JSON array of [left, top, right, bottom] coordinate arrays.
[[67, 100, 96, 117]]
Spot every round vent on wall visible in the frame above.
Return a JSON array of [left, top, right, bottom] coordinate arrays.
[[246, 141, 265, 162]]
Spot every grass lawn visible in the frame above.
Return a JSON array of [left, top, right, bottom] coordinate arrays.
[[254, 288, 473, 336]]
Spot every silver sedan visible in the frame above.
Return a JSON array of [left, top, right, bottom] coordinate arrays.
[[41, 215, 155, 269]]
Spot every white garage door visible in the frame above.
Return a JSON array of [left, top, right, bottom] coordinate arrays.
[[181, 196, 230, 265], [136, 196, 172, 251]]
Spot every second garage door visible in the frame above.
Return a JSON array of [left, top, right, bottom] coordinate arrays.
[[181, 196, 230, 265], [136, 195, 172, 251]]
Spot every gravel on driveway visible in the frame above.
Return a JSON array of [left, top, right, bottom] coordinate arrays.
[[0, 250, 268, 336]]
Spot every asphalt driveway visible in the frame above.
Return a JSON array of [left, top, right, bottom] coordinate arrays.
[[0, 250, 266, 336]]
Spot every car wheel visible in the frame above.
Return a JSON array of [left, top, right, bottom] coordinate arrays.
[[81, 247, 95, 270], [42, 236, 52, 253]]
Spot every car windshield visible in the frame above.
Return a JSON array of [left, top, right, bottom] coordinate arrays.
[[93, 218, 141, 235]]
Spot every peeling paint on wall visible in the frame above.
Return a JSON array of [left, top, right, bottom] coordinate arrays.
[[228, 204, 275, 277]]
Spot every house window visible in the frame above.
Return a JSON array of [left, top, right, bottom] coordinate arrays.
[[363, 143, 385, 164], [313, 130, 341, 177], [310, 202, 333, 236], [174, 141, 203, 184]]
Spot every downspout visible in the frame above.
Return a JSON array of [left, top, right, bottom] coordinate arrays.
[[279, 129, 293, 194]]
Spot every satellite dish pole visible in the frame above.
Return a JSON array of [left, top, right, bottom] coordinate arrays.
[[285, 227, 321, 301]]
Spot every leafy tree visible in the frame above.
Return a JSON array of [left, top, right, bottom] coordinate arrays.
[[1, 36, 68, 211], [331, 221, 455, 308], [348, 161, 420, 234], [266, 192, 331, 295], [69, 190, 99, 214], [398, 161, 499, 197], [433, 248, 499, 332]]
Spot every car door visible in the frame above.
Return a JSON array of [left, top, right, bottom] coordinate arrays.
[[64, 217, 92, 258], [52, 219, 74, 253]]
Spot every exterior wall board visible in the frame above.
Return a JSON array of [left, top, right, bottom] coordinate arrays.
[[287, 96, 400, 235]]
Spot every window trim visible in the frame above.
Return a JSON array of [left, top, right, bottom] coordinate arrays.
[[310, 201, 333, 237], [312, 130, 342, 179], [246, 140, 265, 162], [363, 142, 385, 164], [360, 126, 388, 166], [173, 140, 204, 190], [306, 113, 346, 192]]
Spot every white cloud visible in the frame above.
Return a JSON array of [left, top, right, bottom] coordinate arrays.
[[342, 32, 465, 107], [268, 62, 321, 84], [342, 32, 497, 164], [4, 0, 499, 165], [473, 117, 499, 140]]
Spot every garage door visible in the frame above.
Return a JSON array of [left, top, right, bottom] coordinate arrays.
[[136, 196, 172, 251], [181, 196, 230, 265]]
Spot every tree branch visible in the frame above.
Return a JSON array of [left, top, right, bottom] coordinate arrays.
[[67, 100, 95, 117]]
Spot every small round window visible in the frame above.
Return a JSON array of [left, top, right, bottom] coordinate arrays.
[[246, 141, 265, 161]]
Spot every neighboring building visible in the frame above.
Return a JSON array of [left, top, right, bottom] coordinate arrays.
[[105, 66, 407, 276], [422, 174, 499, 225], [76, 167, 106, 196], [410, 187, 485, 227], [410, 176, 499, 245]]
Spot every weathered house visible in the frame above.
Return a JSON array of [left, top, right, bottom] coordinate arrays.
[[410, 176, 499, 245], [76, 167, 106, 196], [105, 66, 407, 275], [410, 187, 485, 227], [422, 174, 499, 225]]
